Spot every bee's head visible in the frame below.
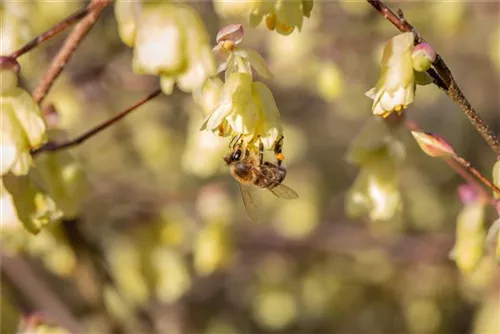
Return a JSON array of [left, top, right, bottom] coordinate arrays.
[[224, 148, 243, 164]]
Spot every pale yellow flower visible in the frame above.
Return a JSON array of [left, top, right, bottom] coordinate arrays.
[[254, 0, 313, 35], [114, 0, 141, 47], [200, 72, 282, 149], [1, 87, 47, 176], [1, 174, 62, 234], [214, 0, 313, 35], [347, 166, 402, 222], [365, 32, 416, 118]]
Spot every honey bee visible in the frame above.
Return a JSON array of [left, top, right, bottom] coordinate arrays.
[[224, 136, 298, 221]]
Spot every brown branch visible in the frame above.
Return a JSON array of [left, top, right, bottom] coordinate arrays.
[[8, 6, 90, 59], [367, 0, 500, 155], [31, 88, 162, 156], [32, 0, 112, 105]]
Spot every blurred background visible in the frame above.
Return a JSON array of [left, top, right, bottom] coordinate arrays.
[[1, 1, 499, 333]]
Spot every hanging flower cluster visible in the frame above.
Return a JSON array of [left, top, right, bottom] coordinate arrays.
[[345, 118, 406, 223], [1, 59, 46, 176], [213, 0, 314, 35], [197, 24, 283, 150], [450, 185, 487, 273], [366, 32, 436, 118], [114, 0, 216, 94], [1, 59, 86, 234]]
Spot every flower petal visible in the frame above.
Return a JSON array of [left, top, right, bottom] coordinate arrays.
[[234, 48, 273, 79]]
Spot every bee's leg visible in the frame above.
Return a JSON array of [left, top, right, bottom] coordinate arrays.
[[229, 135, 237, 148], [231, 133, 243, 149], [258, 136, 264, 165], [274, 135, 284, 166]]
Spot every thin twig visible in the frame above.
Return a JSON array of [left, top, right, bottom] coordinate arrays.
[[367, 0, 500, 155], [452, 156, 500, 197], [32, 0, 112, 105], [31, 88, 162, 156], [406, 121, 497, 203], [8, 6, 90, 59], [446, 158, 494, 204]]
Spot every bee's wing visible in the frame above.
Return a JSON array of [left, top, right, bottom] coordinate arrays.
[[248, 165, 299, 200], [268, 183, 299, 200], [239, 183, 262, 222]]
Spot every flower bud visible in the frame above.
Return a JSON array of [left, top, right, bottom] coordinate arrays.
[[0, 56, 20, 94], [132, 3, 215, 94], [216, 24, 245, 46], [411, 43, 436, 72], [457, 184, 480, 205], [411, 131, 456, 158]]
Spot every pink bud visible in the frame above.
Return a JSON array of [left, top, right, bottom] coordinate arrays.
[[0, 56, 20, 73], [411, 43, 436, 72], [42, 104, 61, 129], [0, 56, 20, 93], [216, 24, 245, 45], [411, 131, 456, 158], [457, 184, 479, 205]]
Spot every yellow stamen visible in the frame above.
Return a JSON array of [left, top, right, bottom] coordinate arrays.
[[265, 13, 277, 31], [222, 40, 235, 52]]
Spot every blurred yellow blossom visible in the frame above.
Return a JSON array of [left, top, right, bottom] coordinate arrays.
[[32, 130, 87, 219], [194, 221, 233, 275], [114, 0, 141, 47], [346, 118, 406, 225], [346, 164, 403, 223], [450, 201, 486, 273], [1, 173, 61, 234], [489, 25, 500, 73], [252, 288, 297, 330], [214, 0, 314, 35], [153, 249, 191, 303], [126, 2, 215, 94]]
